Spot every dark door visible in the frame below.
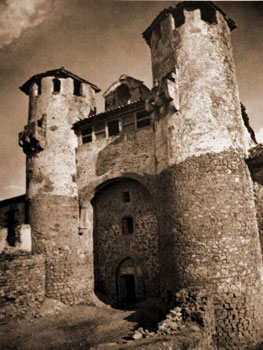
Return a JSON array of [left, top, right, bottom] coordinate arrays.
[[119, 274, 136, 303]]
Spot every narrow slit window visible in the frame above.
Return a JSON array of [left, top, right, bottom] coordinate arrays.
[[82, 127, 92, 144], [123, 191, 130, 203], [53, 78, 61, 93], [74, 81, 82, 96], [122, 216, 134, 235], [136, 110, 151, 129], [108, 120, 120, 136]]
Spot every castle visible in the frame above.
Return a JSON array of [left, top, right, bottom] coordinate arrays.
[[1, 2, 263, 349]]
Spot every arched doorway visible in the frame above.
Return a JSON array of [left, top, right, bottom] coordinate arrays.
[[116, 257, 145, 304]]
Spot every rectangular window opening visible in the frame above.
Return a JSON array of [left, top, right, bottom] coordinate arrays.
[[123, 191, 130, 203], [108, 120, 120, 136], [136, 110, 151, 129], [122, 216, 134, 235], [53, 78, 61, 93], [82, 127, 92, 144], [74, 81, 82, 96], [94, 121, 106, 140]]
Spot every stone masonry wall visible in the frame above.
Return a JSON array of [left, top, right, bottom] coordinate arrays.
[[158, 149, 263, 349], [144, 4, 263, 349], [93, 179, 159, 303], [249, 162, 263, 254], [29, 195, 95, 304], [0, 253, 45, 322], [76, 122, 156, 198]]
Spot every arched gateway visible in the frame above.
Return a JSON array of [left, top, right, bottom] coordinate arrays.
[[92, 178, 159, 305]]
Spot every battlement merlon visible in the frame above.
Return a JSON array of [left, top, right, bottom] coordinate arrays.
[[142, 1, 236, 47]]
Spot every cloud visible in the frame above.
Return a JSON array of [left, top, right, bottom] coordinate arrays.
[[0, 0, 53, 48], [256, 127, 263, 144]]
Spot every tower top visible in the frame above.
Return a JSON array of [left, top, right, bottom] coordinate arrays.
[[20, 66, 101, 95], [142, 1, 236, 46]]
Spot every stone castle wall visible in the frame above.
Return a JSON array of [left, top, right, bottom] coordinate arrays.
[[0, 253, 45, 322], [158, 149, 263, 349], [145, 4, 263, 348]]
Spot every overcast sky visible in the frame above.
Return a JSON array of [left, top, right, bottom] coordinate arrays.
[[0, 0, 262, 200]]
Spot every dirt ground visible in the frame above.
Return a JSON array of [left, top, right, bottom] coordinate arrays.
[[0, 301, 165, 350]]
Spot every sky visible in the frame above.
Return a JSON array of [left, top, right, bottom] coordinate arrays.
[[0, 0, 262, 200]]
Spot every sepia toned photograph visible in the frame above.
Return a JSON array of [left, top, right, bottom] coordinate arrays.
[[0, 1, 263, 349]]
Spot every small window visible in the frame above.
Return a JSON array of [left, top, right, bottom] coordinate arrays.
[[82, 127, 92, 144], [108, 120, 120, 136], [122, 216, 134, 235], [53, 78, 61, 93], [123, 191, 130, 203], [136, 110, 151, 129], [74, 81, 82, 96], [95, 121, 106, 140]]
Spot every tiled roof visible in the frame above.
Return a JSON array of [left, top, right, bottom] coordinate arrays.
[[142, 1, 236, 46], [20, 67, 101, 95], [73, 99, 145, 130]]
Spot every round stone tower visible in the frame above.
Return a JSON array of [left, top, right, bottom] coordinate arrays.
[[144, 2, 263, 349], [19, 67, 100, 304]]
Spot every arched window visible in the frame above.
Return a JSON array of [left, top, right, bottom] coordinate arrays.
[[122, 216, 134, 235], [115, 84, 131, 106]]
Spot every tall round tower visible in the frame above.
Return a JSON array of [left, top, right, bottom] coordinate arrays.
[[19, 67, 100, 304], [144, 2, 263, 348]]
